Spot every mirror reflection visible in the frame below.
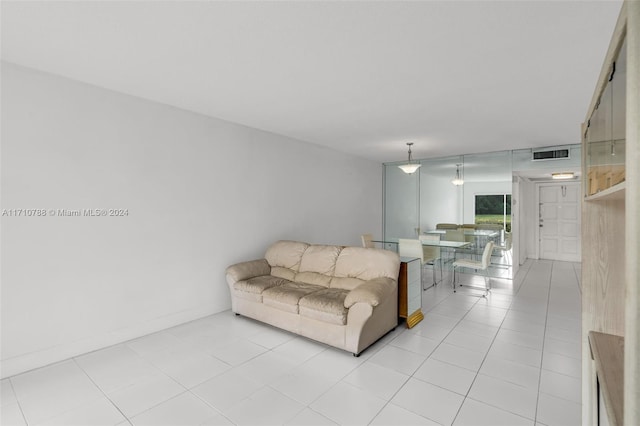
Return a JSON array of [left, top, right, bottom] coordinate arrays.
[[383, 145, 581, 283]]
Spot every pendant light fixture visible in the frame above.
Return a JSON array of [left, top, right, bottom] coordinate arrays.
[[451, 163, 464, 186], [398, 142, 421, 174]]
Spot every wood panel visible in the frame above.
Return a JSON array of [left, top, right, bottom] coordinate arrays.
[[589, 332, 625, 426], [587, 165, 626, 196], [624, 2, 640, 424], [581, 3, 636, 425], [398, 262, 408, 318], [397, 260, 424, 329], [582, 197, 626, 336]]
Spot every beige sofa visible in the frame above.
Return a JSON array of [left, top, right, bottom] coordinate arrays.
[[225, 240, 401, 356]]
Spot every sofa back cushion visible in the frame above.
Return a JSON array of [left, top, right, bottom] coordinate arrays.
[[265, 240, 309, 280], [331, 247, 400, 290], [295, 245, 342, 287], [265, 241, 400, 291]]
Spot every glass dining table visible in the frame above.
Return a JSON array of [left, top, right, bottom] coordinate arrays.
[[425, 229, 501, 252], [372, 238, 471, 249], [425, 229, 500, 237], [372, 237, 472, 289], [372, 237, 472, 266]]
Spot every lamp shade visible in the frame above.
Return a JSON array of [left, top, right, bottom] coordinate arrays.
[[398, 163, 421, 174], [398, 142, 421, 174], [451, 163, 464, 185]]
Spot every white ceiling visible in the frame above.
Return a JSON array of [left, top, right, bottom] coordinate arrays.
[[1, 0, 623, 163]]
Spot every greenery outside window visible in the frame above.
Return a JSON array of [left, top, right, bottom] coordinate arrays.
[[475, 194, 511, 232]]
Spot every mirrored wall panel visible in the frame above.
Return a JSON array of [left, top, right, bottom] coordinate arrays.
[[384, 162, 419, 241], [384, 145, 581, 280]]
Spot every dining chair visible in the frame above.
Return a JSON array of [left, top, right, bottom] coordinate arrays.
[[419, 234, 442, 288], [476, 223, 503, 231], [493, 231, 512, 267], [445, 229, 464, 242], [463, 231, 478, 253], [398, 239, 426, 288], [444, 228, 466, 262], [436, 223, 459, 230], [452, 241, 494, 297], [361, 233, 375, 248], [460, 224, 478, 251]]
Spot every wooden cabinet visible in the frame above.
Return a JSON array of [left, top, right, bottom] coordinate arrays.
[[589, 332, 624, 426], [398, 257, 423, 328], [581, 3, 639, 425], [585, 38, 627, 197]]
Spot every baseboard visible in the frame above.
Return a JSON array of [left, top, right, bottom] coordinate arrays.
[[0, 304, 217, 379]]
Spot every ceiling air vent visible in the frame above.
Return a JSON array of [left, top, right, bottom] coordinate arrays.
[[532, 148, 570, 161]]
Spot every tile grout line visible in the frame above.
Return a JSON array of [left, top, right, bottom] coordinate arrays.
[[216, 312, 396, 425], [70, 357, 134, 426], [70, 337, 218, 425], [450, 259, 538, 424], [573, 261, 582, 296], [532, 260, 555, 424], [188, 319, 329, 425], [6, 378, 29, 426], [5, 259, 581, 426], [365, 275, 487, 425]]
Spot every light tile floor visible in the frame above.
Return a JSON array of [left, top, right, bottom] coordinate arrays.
[[0, 259, 582, 425]]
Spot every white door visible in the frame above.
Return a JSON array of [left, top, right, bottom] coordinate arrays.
[[538, 182, 581, 261]]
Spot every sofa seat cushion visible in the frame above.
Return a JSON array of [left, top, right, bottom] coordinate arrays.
[[262, 282, 324, 313], [235, 275, 290, 294], [299, 288, 350, 325], [234, 275, 290, 302]]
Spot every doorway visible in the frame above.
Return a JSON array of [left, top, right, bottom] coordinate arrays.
[[537, 182, 581, 261]]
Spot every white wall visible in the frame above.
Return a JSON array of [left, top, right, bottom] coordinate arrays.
[[520, 179, 537, 261], [419, 174, 463, 231], [512, 145, 582, 262], [510, 176, 520, 275], [0, 63, 383, 378]]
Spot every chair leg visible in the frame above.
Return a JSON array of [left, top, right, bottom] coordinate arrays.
[[452, 266, 457, 293], [423, 262, 438, 291], [482, 268, 491, 297], [432, 264, 437, 287]]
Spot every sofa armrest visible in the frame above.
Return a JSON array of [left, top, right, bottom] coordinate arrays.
[[225, 259, 271, 284], [344, 277, 396, 308]]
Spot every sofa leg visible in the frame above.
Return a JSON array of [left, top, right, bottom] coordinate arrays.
[[353, 353, 360, 357], [234, 313, 240, 316]]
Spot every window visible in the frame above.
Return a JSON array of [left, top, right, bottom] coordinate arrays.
[[475, 194, 511, 232]]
